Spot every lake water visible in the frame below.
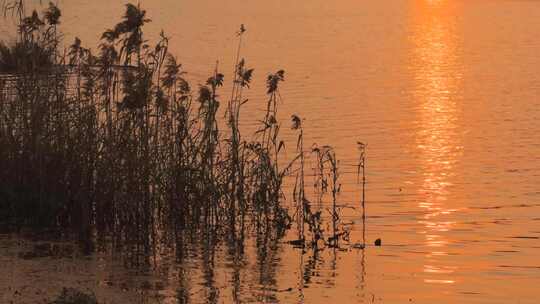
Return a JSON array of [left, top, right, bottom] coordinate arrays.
[[1, 0, 540, 303]]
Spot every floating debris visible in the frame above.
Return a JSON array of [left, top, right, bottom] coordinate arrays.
[[353, 243, 366, 249]]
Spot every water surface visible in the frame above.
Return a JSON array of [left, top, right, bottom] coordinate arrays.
[[1, 0, 539, 303]]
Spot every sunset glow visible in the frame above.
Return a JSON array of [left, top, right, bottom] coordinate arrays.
[[1, 0, 539, 303]]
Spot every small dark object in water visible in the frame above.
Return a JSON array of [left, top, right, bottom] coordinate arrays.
[[353, 243, 365, 249], [288, 239, 305, 247], [50, 288, 97, 304], [374, 238, 382, 246]]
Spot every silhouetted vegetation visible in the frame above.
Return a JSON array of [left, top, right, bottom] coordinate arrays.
[[0, 2, 366, 259]]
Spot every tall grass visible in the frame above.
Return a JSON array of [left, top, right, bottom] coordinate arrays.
[[0, 2, 366, 256]]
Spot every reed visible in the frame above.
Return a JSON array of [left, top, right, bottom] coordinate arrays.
[[292, 114, 306, 244], [357, 142, 367, 246], [0, 2, 366, 256]]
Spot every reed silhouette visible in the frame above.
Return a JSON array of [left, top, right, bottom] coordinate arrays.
[[0, 2, 367, 261]]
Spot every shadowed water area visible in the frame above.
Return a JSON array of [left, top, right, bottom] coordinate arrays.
[[1, 0, 540, 303]]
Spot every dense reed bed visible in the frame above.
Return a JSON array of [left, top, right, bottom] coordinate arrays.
[[0, 2, 366, 257]]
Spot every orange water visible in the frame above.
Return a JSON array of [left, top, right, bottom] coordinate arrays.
[[1, 0, 539, 303]]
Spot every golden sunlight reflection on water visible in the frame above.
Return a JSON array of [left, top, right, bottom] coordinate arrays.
[[411, 0, 463, 286]]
